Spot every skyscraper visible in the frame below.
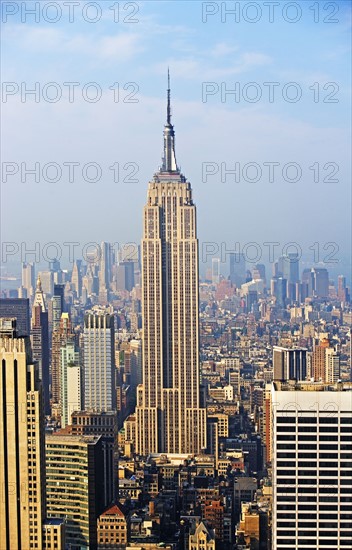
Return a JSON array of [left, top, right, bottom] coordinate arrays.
[[0, 298, 30, 337], [83, 311, 116, 412], [272, 380, 352, 550], [60, 340, 82, 428], [273, 346, 307, 381], [51, 312, 73, 418], [311, 267, 329, 298], [21, 262, 35, 297], [277, 253, 299, 284], [31, 276, 50, 415], [99, 241, 112, 292], [229, 252, 246, 287], [46, 434, 105, 548], [134, 74, 206, 454], [71, 259, 82, 299], [0, 318, 46, 549], [211, 258, 220, 285]]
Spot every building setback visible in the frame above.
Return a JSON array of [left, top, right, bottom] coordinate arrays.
[[134, 74, 206, 455]]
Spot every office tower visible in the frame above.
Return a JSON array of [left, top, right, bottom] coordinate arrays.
[[48, 258, 60, 272], [46, 434, 105, 548], [116, 261, 135, 291], [99, 241, 112, 291], [0, 318, 46, 550], [277, 253, 299, 284], [229, 252, 246, 287], [325, 347, 340, 383], [22, 262, 35, 297], [251, 263, 266, 282], [273, 346, 307, 381], [50, 295, 62, 334], [83, 311, 116, 411], [61, 340, 82, 428], [134, 76, 206, 455], [271, 277, 287, 308], [71, 259, 82, 298], [211, 258, 220, 285], [51, 313, 73, 416], [312, 338, 340, 383], [130, 338, 142, 387], [38, 270, 54, 296], [272, 381, 352, 550], [31, 276, 50, 414], [82, 263, 99, 296], [312, 338, 330, 381], [337, 274, 349, 303], [295, 281, 309, 303], [70, 410, 118, 507], [53, 283, 65, 312], [17, 286, 28, 299], [0, 298, 30, 336], [301, 268, 314, 296], [311, 267, 329, 298]]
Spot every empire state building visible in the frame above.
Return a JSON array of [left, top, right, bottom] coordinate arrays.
[[135, 75, 207, 455]]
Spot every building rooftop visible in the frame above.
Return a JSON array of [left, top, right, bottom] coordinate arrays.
[[273, 381, 352, 392], [43, 518, 65, 526], [100, 503, 125, 517]]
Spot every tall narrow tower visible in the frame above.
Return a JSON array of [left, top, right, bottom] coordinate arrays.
[[135, 74, 206, 454]]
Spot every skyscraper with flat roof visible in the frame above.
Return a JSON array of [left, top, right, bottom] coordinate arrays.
[[134, 75, 206, 454], [46, 434, 105, 549], [272, 381, 352, 550], [0, 298, 30, 336], [83, 311, 116, 412]]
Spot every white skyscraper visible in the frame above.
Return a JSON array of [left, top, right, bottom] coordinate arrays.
[[134, 74, 206, 455], [83, 311, 115, 412], [272, 381, 352, 550], [61, 340, 82, 428]]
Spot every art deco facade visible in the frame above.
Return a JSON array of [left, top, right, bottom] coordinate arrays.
[[0, 318, 46, 550], [135, 77, 206, 454]]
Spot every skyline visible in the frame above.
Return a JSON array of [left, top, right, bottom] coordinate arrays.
[[1, 3, 352, 549], [1, 1, 351, 269]]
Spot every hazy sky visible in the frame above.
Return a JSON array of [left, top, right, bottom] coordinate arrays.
[[1, 0, 351, 277]]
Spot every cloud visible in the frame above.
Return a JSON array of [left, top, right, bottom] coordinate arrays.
[[2, 24, 144, 61], [210, 42, 239, 57], [152, 50, 272, 79]]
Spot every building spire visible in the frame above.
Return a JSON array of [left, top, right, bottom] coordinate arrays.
[[161, 69, 178, 173], [167, 67, 171, 125]]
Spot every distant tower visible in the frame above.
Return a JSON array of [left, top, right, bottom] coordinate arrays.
[[71, 260, 82, 298], [212, 258, 220, 285], [229, 253, 246, 287], [22, 262, 35, 297], [134, 73, 206, 454], [31, 275, 50, 414], [311, 267, 329, 298], [99, 242, 112, 292]]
